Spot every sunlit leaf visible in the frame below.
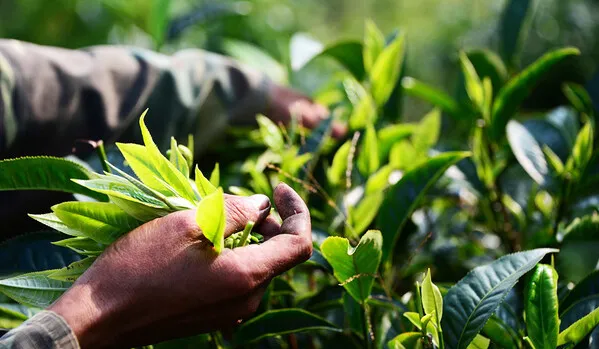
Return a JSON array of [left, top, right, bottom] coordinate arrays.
[[525, 264, 559, 349], [422, 269, 443, 324], [195, 188, 226, 253], [48, 257, 96, 282], [412, 108, 441, 153], [506, 120, 550, 186], [371, 33, 406, 106], [320, 230, 383, 303], [0, 270, 71, 308], [460, 52, 485, 110], [558, 306, 599, 347], [402, 77, 463, 119], [357, 124, 380, 176]]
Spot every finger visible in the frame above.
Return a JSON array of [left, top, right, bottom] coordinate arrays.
[[223, 194, 271, 238], [331, 121, 348, 139], [230, 183, 313, 283], [255, 214, 281, 240]]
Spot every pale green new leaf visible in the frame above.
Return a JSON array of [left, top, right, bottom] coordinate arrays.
[[568, 122, 593, 173], [460, 52, 485, 110], [412, 108, 441, 153], [370, 33, 406, 106], [48, 257, 96, 282], [363, 19, 385, 73], [169, 137, 189, 178], [525, 264, 559, 349], [349, 191, 383, 238], [195, 166, 217, 198], [52, 202, 141, 244], [327, 140, 352, 186], [209, 163, 220, 187], [320, 230, 383, 304], [138, 111, 197, 202], [28, 213, 85, 238], [257, 114, 285, 152], [0, 270, 71, 308], [357, 124, 380, 176], [558, 306, 599, 346], [196, 188, 226, 253], [467, 335, 490, 349], [116, 142, 174, 195], [73, 176, 168, 209], [442, 248, 558, 349], [422, 269, 443, 324], [404, 311, 423, 329], [388, 332, 422, 349], [349, 94, 377, 130]]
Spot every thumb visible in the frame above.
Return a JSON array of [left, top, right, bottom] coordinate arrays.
[[223, 194, 271, 238]]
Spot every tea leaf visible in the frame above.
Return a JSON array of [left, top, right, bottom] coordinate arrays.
[[371, 33, 406, 106], [0, 157, 105, 201], [116, 142, 175, 196], [422, 269, 443, 324], [402, 77, 463, 119], [357, 124, 380, 176], [233, 309, 340, 345], [442, 248, 558, 349], [139, 111, 197, 203], [169, 137, 189, 178], [349, 94, 376, 130], [52, 237, 105, 256], [558, 306, 599, 347], [466, 335, 490, 349], [363, 19, 385, 74], [525, 264, 559, 349], [349, 191, 384, 237], [460, 52, 485, 111], [378, 152, 470, 262], [388, 332, 421, 349], [195, 166, 217, 198], [195, 188, 226, 253], [377, 124, 414, 160], [52, 202, 141, 244], [568, 122, 593, 173], [491, 47, 580, 141], [0, 270, 71, 308], [320, 230, 383, 303], [257, 114, 285, 152], [327, 141, 352, 186], [28, 213, 86, 238], [412, 108, 441, 153], [506, 120, 549, 186], [48, 257, 96, 282], [499, 0, 535, 66], [209, 163, 220, 187], [73, 175, 168, 209]]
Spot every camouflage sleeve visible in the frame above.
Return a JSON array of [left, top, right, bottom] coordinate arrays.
[[0, 39, 272, 158], [0, 311, 79, 349]]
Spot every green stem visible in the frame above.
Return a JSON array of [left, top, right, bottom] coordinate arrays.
[[96, 140, 110, 174], [362, 303, 373, 349], [438, 327, 445, 349], [237, 221, 255, 248]]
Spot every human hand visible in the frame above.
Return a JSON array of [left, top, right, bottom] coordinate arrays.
[[265, 84, 347, 139], [48, 183, 312, 349]]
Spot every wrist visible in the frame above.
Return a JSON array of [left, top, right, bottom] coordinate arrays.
[[48, 283, 120, 349]]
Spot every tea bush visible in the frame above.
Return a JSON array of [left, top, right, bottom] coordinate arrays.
[[1, 3, 599, 349]]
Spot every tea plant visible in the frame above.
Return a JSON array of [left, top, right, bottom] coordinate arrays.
[[1, 6, 599, 349]]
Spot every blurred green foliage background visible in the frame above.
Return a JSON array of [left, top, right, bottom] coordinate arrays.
[[1, 0, 598, 120]]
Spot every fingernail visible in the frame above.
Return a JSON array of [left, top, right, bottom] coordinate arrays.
[[250, 194, 271, 212]]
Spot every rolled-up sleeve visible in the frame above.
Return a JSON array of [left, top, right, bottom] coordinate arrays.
[[0, 311, 79, 349], [0, 39, 272, 158]]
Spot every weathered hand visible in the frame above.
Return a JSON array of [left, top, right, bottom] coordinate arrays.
[[48, 183, 312, 349], [265, 84, 347, 139]]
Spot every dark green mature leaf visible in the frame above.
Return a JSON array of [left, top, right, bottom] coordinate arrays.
[[559, 270, 599, 347], [401, 77, 464, 119], [558, 215, 599, 283], [0, 270, 71, 308], [482, 316, 520, 349], [320, 231, 383, 303], [499, 0, 535, 66], [232, 309, 341, 345], [506, 120, 550, 186], [0, 157, 105, 201], [0, 231, 81, 277], [378, 152, 470, 262], [525, 264, 559, 349], [442, 248, 558, 349], [491, 47, 581, 141]]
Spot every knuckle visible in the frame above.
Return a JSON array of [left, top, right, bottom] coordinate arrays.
[[291, 235, 313, 262]]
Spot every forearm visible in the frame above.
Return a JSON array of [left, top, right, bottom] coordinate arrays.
[[0, 311, 79, 349], [0, 40, 271, 158]]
